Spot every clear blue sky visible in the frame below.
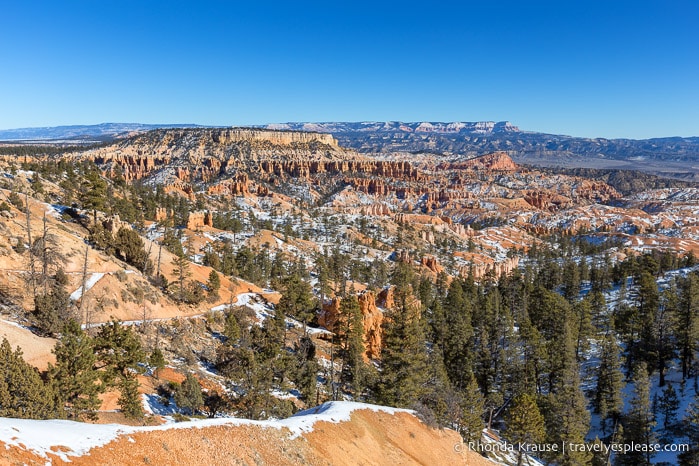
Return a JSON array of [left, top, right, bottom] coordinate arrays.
[[1, 1, 697, 139]]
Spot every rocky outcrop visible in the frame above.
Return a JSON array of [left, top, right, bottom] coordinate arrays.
[[524, 191, 573, 212], [360, 203, 392, 216], [394, 250, 412, 264], [377, 286, 395, 310], [154, 207, 170, 222], [186, 211, 213, 230], [394, 213, 446, 226], [103, 214, 131, 235], [215, 128, 339, 147], [258, 160, 422, 182], [441, 151, 518, 171], [358, 291, 383, 359], [458, 256, 520, 280], [421, 255, 443, 274], [572, 179, 621, 203], [319, 291, 384, 359], [206, 175, 270, 197], [318, 298, 341, 333]]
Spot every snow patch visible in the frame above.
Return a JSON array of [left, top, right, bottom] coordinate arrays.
[[69, 272, 105, 301], [0, 401, 411, 460]]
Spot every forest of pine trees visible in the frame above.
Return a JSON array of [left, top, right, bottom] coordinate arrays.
[[0, 158, 697, 465]]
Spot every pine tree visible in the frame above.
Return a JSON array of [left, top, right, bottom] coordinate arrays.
[[33, 280, 71, 336], [459, 377, 485, 445], [541, 327, 592, 466], [562, 258, 581, 303], [0, 338, 56, 419], [113, 227, 151, 272], [293, 336, 320, 403], [174, 373, 203, 415], [82, 168, 107, 226], [420, 346, 456, 428], [93, 319, 145, 416], [573, 298, 594, 361], [655, 286, 677, 386], [678, 392, 699, 466], [441, 279, 474, 389], [207, 269, 221, 299], [339, 293, 366, 395], [118, 375, 143, 419], [224, 310, 241, 342], [618, 362, 656, 466], [375, 286, 429, 408], [657, 383, 679, 429], [504, 393, 546, 466], [49, 320, 103, 421], [94, 319, 145, 384], [595, 333, 625, 433], [148, 347, 165, 380], [172, 249, 191, 303], [635, 271, 660, 371], [276, 271, 315, 330], [677, 273, 699, 380]]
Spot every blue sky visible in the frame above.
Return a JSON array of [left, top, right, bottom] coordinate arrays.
[[1, 1, 697, 138]]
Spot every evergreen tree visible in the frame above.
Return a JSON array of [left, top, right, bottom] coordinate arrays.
[[113, 227, 151, 272], [420, 346, 456, 428], [276, 271, 315, 329], [458, 377, 485, 445], [562, 258, 581, 303], [174, 373, 203, 415], [573, 298, 594, 361], [677, 273, 699, 380], [504, 393, 546, 466], [49, 320, 103, 421], [375, 287, 429, 408], [657, 383, 679, 429], [594, 333, 625, 433], [678, 392, 699, 466], [93, 320, 145, 416], [94, 319, 145, 383], [618, 362, 656, 466], [635, 271, 660, 371], [207, 269, 221, 299], [33, 281, 71, 336], [441, 279, 474, 389], [339, 294, 366, 395], [0, 338, 56, 419], [82, 169, 107, 225], [118, 375, 143, 419], [224, 310, 241, 342], [148, 347, 165, 380], [292, 336, 320, 403], [172, 249, 191, 303], [655, 286, 677, 386], [541, 329, 592, 466]]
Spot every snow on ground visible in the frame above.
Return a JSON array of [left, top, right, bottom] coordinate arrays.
[[480, 429, 545, 466], [47, 204, 70, 219], [0, 418, 126, 462], [69, 272, 105, 301], [0, 401, 411, 460]]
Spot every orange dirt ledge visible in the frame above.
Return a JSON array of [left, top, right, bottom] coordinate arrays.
[[0, 409, 496, 466]]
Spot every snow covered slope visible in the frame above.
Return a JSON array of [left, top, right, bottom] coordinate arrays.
[[0, 402, 495, 465]]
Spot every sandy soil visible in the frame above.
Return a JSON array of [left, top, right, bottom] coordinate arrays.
[[0, 320, 55, 370]]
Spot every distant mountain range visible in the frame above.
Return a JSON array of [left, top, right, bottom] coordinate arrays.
[[2, 121, 698, 178], [0, 123, 202, 142], [259, 122, 699, 179]]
